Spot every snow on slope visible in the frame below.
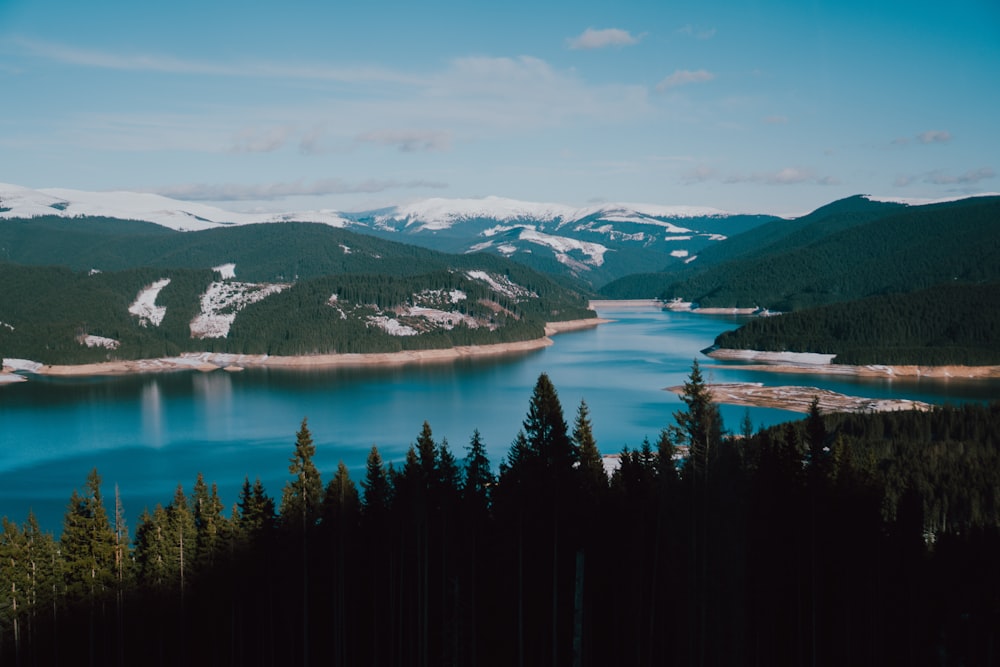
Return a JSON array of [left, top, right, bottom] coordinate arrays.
[[190, 281, 289, 339], [382, 196, 731, 231], [0, 183, 350, 231], [129, 278, 171, 327], [862, 193, 1000, 206]]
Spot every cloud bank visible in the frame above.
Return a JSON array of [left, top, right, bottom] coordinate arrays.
[[567, 28, 641, 50]]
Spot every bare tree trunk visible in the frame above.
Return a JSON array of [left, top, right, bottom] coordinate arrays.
[[572, 550, 585, 667]]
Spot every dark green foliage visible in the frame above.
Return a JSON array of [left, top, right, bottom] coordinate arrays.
[[659, 196, 1000, 310], [280, 417, 324, 529], [0, 254, 591, 363], [3, 381, 1000, 666], [60, 469, 117, 601], [714, 281, 1000, 364]]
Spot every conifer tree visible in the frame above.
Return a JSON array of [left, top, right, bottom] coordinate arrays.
[[61, 468, 117, 601], [237, 477, 276, 538], [360, 446, 391, 521], [281, 417, 324, 530], [192, 473, 226, 572], [671, 360, 722, 483], [166, 484, 197, 591], [462, 429, 494, 513], [323, 461, 360, 526], [523, 373, 575, 472], [573, 399, 607, 498], [133, 505, 170, 589]]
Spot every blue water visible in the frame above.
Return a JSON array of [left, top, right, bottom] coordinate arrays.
[[2, 305, 997, 533]]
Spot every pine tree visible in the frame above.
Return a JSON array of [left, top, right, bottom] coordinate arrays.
[[462, 429, 494, 514], [360, 446, 391, 522], [133, 505, 170, 589], [60, 468, 117, 601], [671, 360, 722, 483], [166, 484, 197, 592], [323, 461, 360, 526], [281, 417, 324, 530], [192, 473, 226, 572], [573, 399, 606, 499], [237, 477, 276, 538], [523, 373, 575, 472]]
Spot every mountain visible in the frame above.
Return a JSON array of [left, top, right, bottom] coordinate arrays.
[[0, 219, 595, 365], [600, 193, 1000, 303], [0, 184, 778, 288]]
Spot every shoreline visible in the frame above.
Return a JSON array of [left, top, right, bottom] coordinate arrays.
[[1, 317, 610, 380], [667, 382, 935, 414], [705, 348, 1000, 380]]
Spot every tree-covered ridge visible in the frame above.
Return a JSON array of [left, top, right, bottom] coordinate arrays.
[[1, 370, 997, 665], [597, 195, 1000, 305], [0, 248, 592, 364], [712, 281, 1000, 365], [657, 196, 1000, 310]]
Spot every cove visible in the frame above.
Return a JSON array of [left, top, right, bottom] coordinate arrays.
[[2, 303, 997, 534]]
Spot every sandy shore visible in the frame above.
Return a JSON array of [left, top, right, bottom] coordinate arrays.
[[706, 348, 1000, 379], [0, 317, 610, 380], [667, 382, 935, 414]]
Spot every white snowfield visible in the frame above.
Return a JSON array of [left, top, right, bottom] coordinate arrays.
[[0, 183, 350, 231], [465, 271, 537, 299], [190, 281, 289, 339], [518, 228, 608, 267], [213, 263, 237, 279], [81, 334, 120, 350], [382, 195, 732, 231], [129, 278, 172, 327], [2, 183, 994, 237]]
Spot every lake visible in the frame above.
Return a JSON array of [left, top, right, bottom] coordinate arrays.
[[2, 303, 997, 534]]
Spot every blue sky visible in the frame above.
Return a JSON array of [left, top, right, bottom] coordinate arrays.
[[1, 0, 997, 215]]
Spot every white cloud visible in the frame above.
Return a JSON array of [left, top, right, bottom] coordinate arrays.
[[917, 130, 952, 144], [656, 69, 715, 92], [924, 167, 994, 185], [685, 166, 836, 186], [229, 125, 295, 153], [676, 25, 717, 40], [14, 37, 423, 85], [567, 28, 641, 50], [356, 129, 451, 152], [156, 178, 448, 202]]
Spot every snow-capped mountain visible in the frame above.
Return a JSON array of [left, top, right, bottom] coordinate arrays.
[[0, 183, 351, 231], [0, 183, 778, 286]]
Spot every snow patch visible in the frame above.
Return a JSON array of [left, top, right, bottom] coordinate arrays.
[[465, 271, 537, 300], [213, 263, 236, 279], [129, 279, 171, 327], [0, 321, 14, 331], [518, 229, 608, 267], [190, 281, 289, 339], [81, 334, 120, 350], [367, 316, 419, 336], [670, 250, 689, 258]]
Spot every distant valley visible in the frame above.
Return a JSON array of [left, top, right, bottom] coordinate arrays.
[[1, 184, 998, 368]]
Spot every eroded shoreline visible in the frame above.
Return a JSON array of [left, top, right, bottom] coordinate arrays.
[[705, 348, 1000, 379], [1, 318, 610, 380]]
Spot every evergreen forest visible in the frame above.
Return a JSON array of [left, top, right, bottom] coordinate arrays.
[[0, 227, 593, 364], [712, 281, 1000, 365], [1, 365, 997, 666]]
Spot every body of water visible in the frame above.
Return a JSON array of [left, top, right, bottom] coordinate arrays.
[[2, 304, 997, 533]]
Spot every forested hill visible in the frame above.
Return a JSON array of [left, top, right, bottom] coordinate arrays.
[[599, 195, 1000, 307], [712, 281, 1000, 365], [1, 371, 998, 665], [0, 221, 593, 365]]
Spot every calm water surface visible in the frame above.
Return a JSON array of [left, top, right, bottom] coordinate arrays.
[[2, 305, 997, 532]]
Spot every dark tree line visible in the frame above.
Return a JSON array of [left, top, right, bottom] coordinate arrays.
[[1, 366, 998, 666], [714, 281, 1000, 365]]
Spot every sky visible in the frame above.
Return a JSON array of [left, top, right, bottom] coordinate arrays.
[[1, 0, 997, 216]]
